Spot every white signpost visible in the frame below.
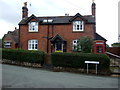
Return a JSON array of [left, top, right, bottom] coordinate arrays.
[[85, 61, 99, 74]]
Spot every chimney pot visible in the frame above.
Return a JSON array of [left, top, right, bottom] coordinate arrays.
[[91, 1, 96, 18], [22, 2, 28, 19], [65, 13, 69, 16]]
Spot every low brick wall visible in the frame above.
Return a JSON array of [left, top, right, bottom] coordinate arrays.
[[2, 59, 42, 68], [106, 47, 120, 56], [44, 54, 51, 64]]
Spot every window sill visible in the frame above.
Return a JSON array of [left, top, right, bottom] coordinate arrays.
[[28, 31, 38, 33], [28, 49, 38, 50], [72, 30, 84, 33], [4, 47, 11, 48]]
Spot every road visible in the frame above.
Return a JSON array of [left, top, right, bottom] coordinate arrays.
[[1, 64, 119, 88]]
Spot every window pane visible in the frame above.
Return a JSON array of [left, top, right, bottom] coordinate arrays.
[[32, 44, 34, 49], [28, 40, 31, 43], [35, 40, 38, 43], [32, 26, 35, 30], [32, 40, 34, 43], [35, 44, 38, 49], [74, 40, 76, 44], [77, 25, 80, 30], [32, 22, 35, 25], [35, 22, 38, 31], [28, 44, 31, 49]]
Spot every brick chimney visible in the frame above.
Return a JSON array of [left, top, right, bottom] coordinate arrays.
[[22, 2, 28, 19], [92, 0, 96, 17], [92, 0, 96, 39]]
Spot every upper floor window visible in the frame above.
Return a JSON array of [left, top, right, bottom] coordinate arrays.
[[28, 40, 38, 50], [73, 21, 84, 31], [28, 22, 38, 32], [4, 41, 11, 48]]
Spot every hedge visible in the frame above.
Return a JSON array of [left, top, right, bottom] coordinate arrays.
[[2, 49, 44, 64], [51, 53, 110, 71]]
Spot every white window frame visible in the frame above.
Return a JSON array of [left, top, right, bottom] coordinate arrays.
[[73, 21, 84, 31], [28, 40, 38, 50], [28, 22, 38, 32], [4, 41, 11, 48], [72, 40, 81, 51], [43, 19, 53, 23], [72, 40, 78, 51]]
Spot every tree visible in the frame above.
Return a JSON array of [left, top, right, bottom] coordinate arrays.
[[77, 37, 93, 53], [106, 44, 109, 47], [111, 42, 120, 47], [0, 39, 2, 48]]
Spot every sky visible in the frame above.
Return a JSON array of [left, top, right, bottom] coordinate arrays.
[[0, 0, 119, 46]]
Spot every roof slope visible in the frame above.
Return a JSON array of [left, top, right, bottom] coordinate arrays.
[[3, 29, 19, 43], [95, 33, 107, 42], [19, 13, 95, 25]]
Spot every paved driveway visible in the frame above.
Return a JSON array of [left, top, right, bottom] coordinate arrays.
[[1, 64, 119, 88]]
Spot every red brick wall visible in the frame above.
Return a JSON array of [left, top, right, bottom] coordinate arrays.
[[106, 47, 120, 56], [3, 36, 16, 49], [19, 19, 94, 53]]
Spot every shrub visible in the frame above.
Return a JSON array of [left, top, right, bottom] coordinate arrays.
[[51, 53, 110, 71], [2, 49, 44, 64], [78, 37, 93, 53]]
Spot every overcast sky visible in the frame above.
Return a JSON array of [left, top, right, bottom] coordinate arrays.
[[0, 0, 119, 46]]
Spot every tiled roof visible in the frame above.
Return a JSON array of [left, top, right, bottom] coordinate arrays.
[[3, 29, 19, 43], [95, 33, 107, 42], [19, 13, 95, 25], [51, 34, 65, 43]]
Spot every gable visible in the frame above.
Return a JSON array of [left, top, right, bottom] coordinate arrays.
[[3, 29, 19, 44], [19, 14, 39, 25], [3, 35, 15, 44], [51, 34, 65, 43], [94, 33, 107, 42], [69, 13, 86, 22], [26, 14, 39, 23]]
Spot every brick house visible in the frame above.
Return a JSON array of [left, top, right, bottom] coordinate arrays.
[[3, 1, 107, 54], [3, 28, 19, 49]]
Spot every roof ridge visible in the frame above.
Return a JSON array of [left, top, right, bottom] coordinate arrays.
[[37, 16, 73, 18]]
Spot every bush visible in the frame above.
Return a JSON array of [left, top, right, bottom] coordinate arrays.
[[78, 37, 93, 53], [2, 49, 44, 64], [51, 53, 110, 71]]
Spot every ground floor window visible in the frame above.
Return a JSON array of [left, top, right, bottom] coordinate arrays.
[[28, 40, 38, 50], [4, 41, 11, 48], [72, 39, 81, 52]]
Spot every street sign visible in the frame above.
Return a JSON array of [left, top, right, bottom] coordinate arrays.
[[85, 61, 99, 64], [85, 61, 100, 74]]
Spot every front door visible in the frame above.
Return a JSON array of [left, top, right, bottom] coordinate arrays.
[[55, 42, 63, 52]]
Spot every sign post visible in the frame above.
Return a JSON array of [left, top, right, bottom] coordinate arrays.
[[87, 63, 88, 74], [85, 61, 99, 74], [96, 64, 97, 74]]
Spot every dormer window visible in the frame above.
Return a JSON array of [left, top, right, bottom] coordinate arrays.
[[73, 21, 84, 31], [28, 22, 38, 32], [43, 19, 53, 23]]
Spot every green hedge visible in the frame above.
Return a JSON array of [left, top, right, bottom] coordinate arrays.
[[51, 53, 110, 70], [2, 49, 44, 64]]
